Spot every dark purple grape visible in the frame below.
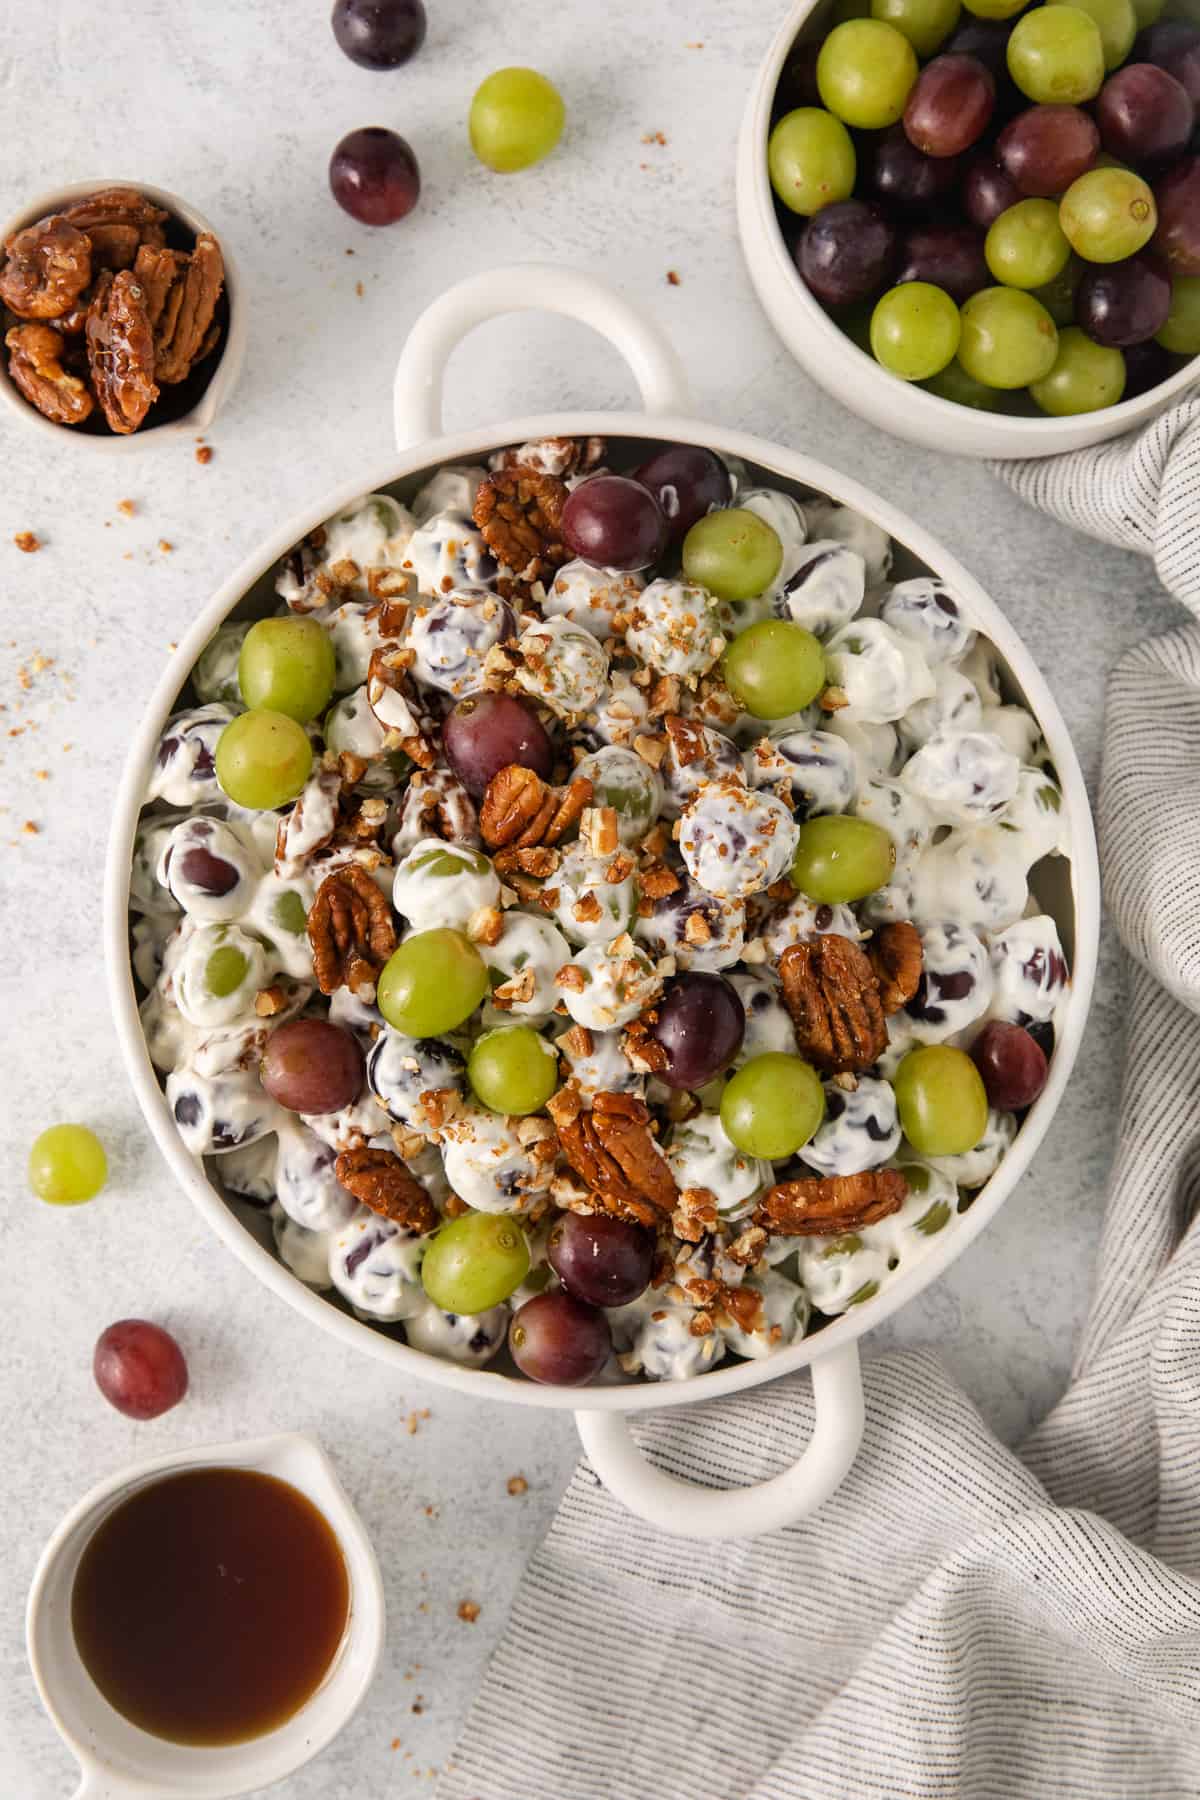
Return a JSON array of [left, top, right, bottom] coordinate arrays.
[[261, 1019, 364, 1115], [903, 55, 995, 158], [795, 199, 898, 307], [776, 39, 822, 110], [548, 1213, 654, 1308], [1154, 157, 1200, 276], [509, 1292, 611, 1385], [651, 971, 745, 1091], [963, 152, 1023, 227], [1075, 254, 1172, 347], [870, 127, 962, 212], [177, 846, 239, 895], [1122, 338, 1175, 397], [329, 128, 420, 226], [970, 1021, 1048, 1111], [331, 0, 426, 68], [561, 475, 667, 571], [1096, 65, 1194, 168], [996, 106, 1099, 198], [1137, 21, 1200, 109], [896, 223, 990, 303], [94, 1320, 188, 1421], [442, 691, 552, 798], [632, 446, 732, 543], [945, 15, 1013, 77]]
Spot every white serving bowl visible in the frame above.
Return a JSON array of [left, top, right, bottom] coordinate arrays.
[[0, 178, 244, 451], [736, 0, 1200, 459], [106, 265, 1100, 1538]]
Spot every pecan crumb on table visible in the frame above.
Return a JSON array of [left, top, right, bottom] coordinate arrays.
[[13, 531, 40, 552], [457, 1600, 480, 1624], [195, 444, 213, 464], [506, 1474, 528, 1496]]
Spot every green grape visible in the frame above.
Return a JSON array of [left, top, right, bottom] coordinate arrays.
[[921, 358, 1008, 410], [1030, 326, 1126, 414], [915, 1199, 953, 1234], [816, 19, 919, 129], [378, 929, 488, 1036], [871, 0, 962, 56], [468, 1026, 559, 1116], [767, 108, 857, 217], [1130, 0, 1164, 23], [238, 617, 336, 723], [273, 890, 309, 935], [1007, 5, 1105, 102], [206, 945, 249, 997], [1030, 258, 1080, 326], [985, 199, 1071, 290], [720, 1053, 825, 1159], [1062, 0, 1135, 67], [407, 845, 493, 880], [1156, 277, 1200, 356], [28, 1124, 107, 1205], [870, 282, 961, 381], [681, 508, 783, 602], [962, 0, 1029, 15], [721, 621, 826, 719], [215, 709, 313, 810], [421, 1212, 530, 1314], [958, 287, 1059, 387], [895, 1045, 989, 1155], [790, 815, 896, 902], [469, 67, 565, 173], [1059, 167, 1156, 263]]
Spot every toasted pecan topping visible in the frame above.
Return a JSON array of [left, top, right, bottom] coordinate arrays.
[[152, 231, 224, 384], [0, 217, 92, 319], [365, 644, 436, 768], [549, 1088, 677, 1228], [680, 1270, 765, 1335], [308, 864, 397, 997], [755, 1169, 908, 1236], [663, 713, 710, 767], [868, 920, 923, 1014], [779, 934, 887, 1073], [672, 1185, 719, 1243], [473, 466, 568, 596], [5, 323, 93, 425], [335, 1147, 439, 1235], [480, 765, 592, 852], [85, 269, 158, 434]]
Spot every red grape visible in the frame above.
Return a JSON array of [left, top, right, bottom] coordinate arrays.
[[329, 128, 420, 226], [1096, 66, 1194, 168], [261, 1019, 364, 1115], [871, 127, 963, 211], [904, 56, 996, 159], [331, 0, 426, 69], [442, 691, 552, 798], [963, 153, 1023, 226], [94, 1321, 188, 1421], [945, 16, 1014, 80], [796, 199, 898, 306], [1122, 338, 1176, 396], [651, 971, 746, 1091], [561, 475, 667, 571], [1075, 254, 1172, 346], [548, 1213, 654, 1308], [1137, 21, 1200, 108], [970, 1021, 1048, 1111], [897, 223, 990, 302], [509, 1292, 611, 1385], [996, 106, 1099, 198], [633, 446, 732, 543], [176, 845, 240, 895], [1154, 158, 1200, 275]]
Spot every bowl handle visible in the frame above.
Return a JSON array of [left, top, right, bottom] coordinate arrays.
[[392, 264, 693, 449], [574, 1342, 864, 1540]]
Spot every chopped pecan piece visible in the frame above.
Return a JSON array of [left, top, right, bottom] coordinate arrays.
[[335, 1147, 438, 1234], [308, 864, 397, 996], [867, 920, 923, 1015], [489, 435, 605, 479], [755, 1169, 908, 1236], [480, 765, 592, 852], [152, 232, 224, 384], [85, 269, 158, 434], [0, 217, 92, 319], [366, 645, 435, 768], [662, 713, 710, 767], [5, 324, 93, 425], [779, 934, 887, 1073], [473, 466, 568, 596], [550, 1089, 678, 1227], [672, 1186, 719, 1243]]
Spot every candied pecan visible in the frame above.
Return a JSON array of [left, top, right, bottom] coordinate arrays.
[[489, 435, 605, 479], [868, 920, 924, 1015], [85, 269, 158, 434], [779, 934, 887, 1073], [366, 645, 435, 768], [480, 765, 592, 851], [640, 861, 681, 899], [62, 186, 167, 243], [755, 1169, 908, 1236], [5, 324, 93, 425], [335, 1147, 438, 1234], [153, 232, 224, 384], [308, 863, 397, 997], [0, 217, 92, 320], [672, 1186, 719, 1243], [663, 713, 710, 767], [551, 1089, 678, 1228], [132, 242, 186, 327], [85, 223, 143, 271], [473, 467, 568, 596]]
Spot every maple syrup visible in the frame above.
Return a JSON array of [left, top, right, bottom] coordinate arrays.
[[71, 1466, 350, 1746]]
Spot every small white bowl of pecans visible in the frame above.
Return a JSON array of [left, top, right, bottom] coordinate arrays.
[[0, 179, 243, 447]]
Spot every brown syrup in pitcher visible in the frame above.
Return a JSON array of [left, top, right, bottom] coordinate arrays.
[[70, 1466, 350, 1746]]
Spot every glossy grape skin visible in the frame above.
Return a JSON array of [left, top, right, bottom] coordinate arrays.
[[469, 68, 565, 173], [206, 945, 248, 997], [467, 1026, 559, 1115], [870, 280, 962, 378], [872, 0, 962, 56], [238, 617, 336, 723], [894, 1044, 989, 1155], [1075, 253, 1171, 344], [651, 972, 746, 1091], [261, 1019, 364, 1115], [562, 475, 667, 572], [1060, 167, 1157, 262], [1067, 0, 1136, 70], [964, 152, 1023, 226], [421, 1212, 530, 1315], [722, 620, 826, 718], [1130, 0, 1166, 26], [962, 0, 1030, 20], [215, 709, 313, 810], [1007, 6, 1105, 105], [1138, 20, 1200, 107], [378, 928, 489, 1036], [996, 106, 1099, 197], [921, 356, 1009, 408], [28, 1124, 107, 1205], [633, 446, 732, 544], [682, 507, 783, 602], [1153, 159, 1200, 277], [946, 14, 1016, 76], [872, 126, 963, 210], [768, 108, 857, 215], [790, 814, 896, 902], [1157, 276, 1200, 354], [1096, 64, 1194, 166], [331, 0, 426, 68], [985, 198, 1071, 288], [798, 200, 898, 306], [817, 19, 920, 129], [548, 1212, 654, 1308], [1031, 256, 1083, 324], [329, 128, 420, 225], [958, 286, 1059, 385], [903, 55, 996, 157], [509, 1292, 611, 1385], [720, 1053, 825, 1160], [895, 223, 989, 303], [1121, 337, 1175, 394], [970, 1020, 1048, 1109], [442, 691, 552, 798], [1030, 325, 1127, 412], [94, 1321, 188, 1421]]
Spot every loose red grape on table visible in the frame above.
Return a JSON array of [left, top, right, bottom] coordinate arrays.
[[329, 127, 420, 226], [94, 1321, 188, 1421]]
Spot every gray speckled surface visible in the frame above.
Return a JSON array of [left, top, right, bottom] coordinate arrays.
[[0, 2, 1185, 1795]]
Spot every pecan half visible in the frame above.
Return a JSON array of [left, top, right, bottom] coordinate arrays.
[[393, 768, 479, 850], [479, 765, 592, 851], [473, 467, 568, 597], [779, 934, 887, 1073], [868, 920, 923, 1015], [5, 324, 93, 425], [62, 187, 167, 250], [0, 217, 92, 319], [549, 1088, 677, 1227], [152, 232, 224, 384], [335, 1147, 438, 1234], [366, 644, 435, 768], [308, 864, 397, 997], [488, 435, 605, 480], [755, 1170, 908, 1236], [84, 269, 158, 434], [132, 242, 186, 327]]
